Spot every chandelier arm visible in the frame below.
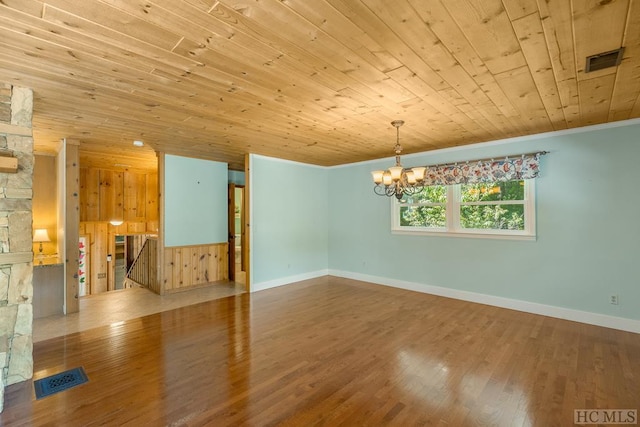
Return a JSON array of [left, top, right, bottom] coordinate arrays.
[[404, 186, 417, 196], [373, 185, 388, 196], [385, 186, 396, 198]]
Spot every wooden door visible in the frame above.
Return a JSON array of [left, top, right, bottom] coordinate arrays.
[[238, 187, 246, 273]]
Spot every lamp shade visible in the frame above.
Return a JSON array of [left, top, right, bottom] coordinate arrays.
[[388, 166, 403, 181], [33, 228, 51, 243], [411, 167, 426, 181], [371, 170, 384, 184], [382, 171, 393, 186], [109, 220, 124, 226], [406, 170, 416, 184]]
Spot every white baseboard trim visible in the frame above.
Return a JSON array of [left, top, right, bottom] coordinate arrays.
[[251, 269, 329, 293], [328, 270, 640, 334]]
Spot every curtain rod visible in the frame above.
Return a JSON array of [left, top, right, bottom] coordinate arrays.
[[422, 150, 549, 168]]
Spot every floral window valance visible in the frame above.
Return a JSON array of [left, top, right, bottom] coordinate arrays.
[[421, 152, 546, 186]]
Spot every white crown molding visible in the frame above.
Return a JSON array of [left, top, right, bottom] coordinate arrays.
[[249, 119, 640, 170], [249, 153, 327, 169], [165, 152, 228, 165], [329, 117, 640, 169]]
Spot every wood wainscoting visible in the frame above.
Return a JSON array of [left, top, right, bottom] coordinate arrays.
[[162, 242, 228, 293]]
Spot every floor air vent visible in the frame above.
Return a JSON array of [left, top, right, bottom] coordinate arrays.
[[34, 367, 89, 399], [585, 48, 624, 73]]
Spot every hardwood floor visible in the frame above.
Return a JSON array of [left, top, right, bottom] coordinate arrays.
[[2, 276, 639, 426], [33, 283, 245, 343]]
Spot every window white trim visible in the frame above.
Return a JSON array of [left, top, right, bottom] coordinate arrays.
[[391, 180, 536, 240]]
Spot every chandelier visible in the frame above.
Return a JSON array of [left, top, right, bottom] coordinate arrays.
[[371, 120, 426, 200]]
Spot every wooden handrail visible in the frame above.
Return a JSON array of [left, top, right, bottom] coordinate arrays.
[[126, 237, 159, 294]]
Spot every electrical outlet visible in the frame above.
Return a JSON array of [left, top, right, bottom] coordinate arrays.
[[609, 294, 619, 305]]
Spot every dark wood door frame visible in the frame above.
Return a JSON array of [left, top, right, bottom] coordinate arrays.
[[228, 184, 247, 284], [228, 183, 236, 282]]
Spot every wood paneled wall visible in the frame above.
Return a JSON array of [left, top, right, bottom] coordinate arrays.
[[79, 222, 157, 294], [163, 243, 228, 293], [80, 167, 158, 223], [79, 163, 229, 295], [78, 166, 159, 295]]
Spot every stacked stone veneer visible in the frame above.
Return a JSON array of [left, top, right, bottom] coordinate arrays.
[[0, 84, 34, 413]]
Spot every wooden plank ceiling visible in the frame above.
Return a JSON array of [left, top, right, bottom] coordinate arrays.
[[0, 0, 638, 172]]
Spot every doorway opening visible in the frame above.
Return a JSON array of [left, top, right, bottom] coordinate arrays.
[[112, 234, 154, 291], [229, 184, 246, 285], [114, 234, 126, 290]]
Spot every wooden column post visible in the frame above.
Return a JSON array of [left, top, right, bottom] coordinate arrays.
[[64, 139, 80, 314], [243, 153, 250, 292], [156, 152, 165, 295]]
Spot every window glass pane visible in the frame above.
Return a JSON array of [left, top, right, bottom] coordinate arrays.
[[460, 204, 525, 230], [400, 206, 446, 227], [399, 185, 447, 204], [460, 180, 524, 202]]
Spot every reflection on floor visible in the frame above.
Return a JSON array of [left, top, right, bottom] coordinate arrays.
[[33, 283, 245, 343]]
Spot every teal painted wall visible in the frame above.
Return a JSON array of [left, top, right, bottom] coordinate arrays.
[[251, 155, 328, 284], [228, 170, 245, 186], [164, 154, 228, 246], [328, 122, 640, 320]]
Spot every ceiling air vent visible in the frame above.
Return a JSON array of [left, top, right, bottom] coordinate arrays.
[[585, 48, 624, 73]]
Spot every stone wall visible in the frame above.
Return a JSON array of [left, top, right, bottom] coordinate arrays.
[[0, 83, 34, 413]]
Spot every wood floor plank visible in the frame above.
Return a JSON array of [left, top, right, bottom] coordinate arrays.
[[2, 276, 639, 426]]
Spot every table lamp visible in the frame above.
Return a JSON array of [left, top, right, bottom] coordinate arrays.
[[33, 228, 51, 254]]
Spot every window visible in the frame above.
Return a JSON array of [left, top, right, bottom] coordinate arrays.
[[392, 179, 535, 240]]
